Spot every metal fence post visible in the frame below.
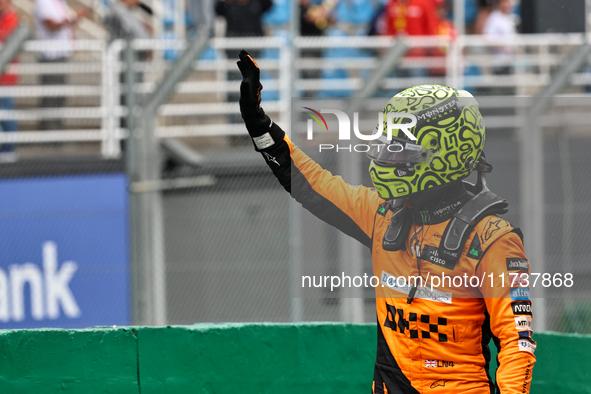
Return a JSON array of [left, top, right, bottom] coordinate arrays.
[[288, 119, 303, 323], [100, 41, 110, 157], [125, 39, 148, 325], [449, 35, 464, 90], [453, 0, 465, 36], [348, 39, 407, 102], [128, 34, 209, 326], [521, 43, 591, 332], [446, 36, 460, 89], [101, 40, 120, 158], [112, 40, 124, 150], [289, 2, 303, 322], [520, 111, 547, 333], [0, 25, 29, 76], [279, 37, 292, 130], [127, 38, 167, 326]]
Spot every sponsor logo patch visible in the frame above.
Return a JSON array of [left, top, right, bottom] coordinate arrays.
[[510, 287, 531, 301], [395, 168, 415, 177], [467, 233, 482, 260], [262, 152, 280, 166], [506, 258, 529, 271], [523, 359, 532, 392], [518, 338, 537, 354], [421, 245, 457, 270], [514, 315, 533, 331], [483, 218, 503, 242], [430, 379, 449, 389], [518, 331, 533, 339], [510, 272, 529, 287], [512, 301, 533, 316], [381, 271, 452, 304], [433, 201, 462, 217], [405, 143, 423, 151], [253, 132, 275, 150], [419, 209, 431, 223]]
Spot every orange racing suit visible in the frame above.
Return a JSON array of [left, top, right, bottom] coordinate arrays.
[[260, 133, 536, 393]]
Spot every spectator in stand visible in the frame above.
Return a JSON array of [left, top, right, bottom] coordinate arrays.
[[300, 0, 336, 96], [434, 0, 455, 38], [34, 0, 89, 131], [301, 0, 324, 36], [483, 0, 515, 74], [187, 0, 215, 36], [104, 0, 151, 43], [381, 0, 438, 84], [473, 0, 492, 34], [215, 0, 272, 42], [382, 0, 438, 50], [215, 0, 272, 137], [301, 0, 338, 34], [0, 0, 19, 162], [368, 2, 387, 36]]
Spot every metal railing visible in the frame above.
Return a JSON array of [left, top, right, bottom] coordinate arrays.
[[1, 32, 591, 330], [0, 36, 290, 157], [1, 33, 591, 156]]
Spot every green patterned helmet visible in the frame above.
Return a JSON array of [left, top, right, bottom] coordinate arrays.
[[368, 85, 485, 199]]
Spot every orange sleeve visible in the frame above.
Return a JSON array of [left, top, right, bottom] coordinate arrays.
[[290, 142, 383, 247], [476, 232, 536, 393]]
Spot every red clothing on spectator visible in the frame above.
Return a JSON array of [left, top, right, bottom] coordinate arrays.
[[383, 0, 438, 37], [382, 0, 438, 57], [438, 18, 456, 39], [0, 8, 19, 86]]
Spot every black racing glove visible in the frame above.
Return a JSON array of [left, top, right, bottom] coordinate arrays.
[[237, 50, 286, 152]]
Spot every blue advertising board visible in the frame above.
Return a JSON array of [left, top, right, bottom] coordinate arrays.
[[0, 174, 129, 328]]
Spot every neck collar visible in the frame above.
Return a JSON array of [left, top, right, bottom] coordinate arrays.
[[406, 181, 471, 225]]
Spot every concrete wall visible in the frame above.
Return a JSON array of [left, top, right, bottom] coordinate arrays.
[[0, 324, 589, 393]]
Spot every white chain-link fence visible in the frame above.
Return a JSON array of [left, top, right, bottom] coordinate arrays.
[[1, 34, 591, 331]]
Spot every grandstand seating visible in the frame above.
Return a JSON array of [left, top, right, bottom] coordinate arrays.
[[263, 0, 290, 26], [335, 0, 376, 25]]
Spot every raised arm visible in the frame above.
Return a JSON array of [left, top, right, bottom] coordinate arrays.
[[236, 50, 383, 248]]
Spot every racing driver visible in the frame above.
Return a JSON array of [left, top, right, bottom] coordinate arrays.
[[236, 50, 536, 393]]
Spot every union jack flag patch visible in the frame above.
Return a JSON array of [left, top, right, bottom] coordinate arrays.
[[425, 360, 437, 367]]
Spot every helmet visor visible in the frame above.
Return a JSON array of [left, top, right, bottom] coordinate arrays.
[[366, 136, 432, 165]]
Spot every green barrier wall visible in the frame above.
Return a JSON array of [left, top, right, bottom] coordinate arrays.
[[0, 324, 589, 393]]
